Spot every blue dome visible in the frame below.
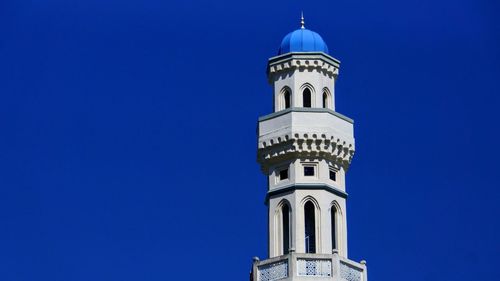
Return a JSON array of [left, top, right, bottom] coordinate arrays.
[[278, 28, 329, 55]]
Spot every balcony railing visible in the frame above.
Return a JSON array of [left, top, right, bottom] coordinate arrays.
[[253, 252, 366, 281], [339, 260, 363, 281], [258, 259, 289, 281], [297, 258, 332, 277]]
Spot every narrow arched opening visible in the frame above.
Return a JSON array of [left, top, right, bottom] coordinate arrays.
[[304, 201, 316, 253], [284, 90, 291, 109], [331, 205, 338, 251], [323, 92, 328, 109], [282, 204, 290, 254], [303, 88, 311, 108]]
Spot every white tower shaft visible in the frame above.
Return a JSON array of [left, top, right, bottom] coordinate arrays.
[[251, 20, 367, 281]]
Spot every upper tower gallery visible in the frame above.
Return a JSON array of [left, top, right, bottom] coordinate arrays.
[[267, 16, 340, 112]]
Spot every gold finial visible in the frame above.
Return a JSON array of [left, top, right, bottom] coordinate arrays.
[[301, 12, 305, 29]]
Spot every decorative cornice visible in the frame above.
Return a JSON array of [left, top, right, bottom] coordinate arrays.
[[268, 52, 340, 65], [267, 52, 340, 81], [257, 131, 355, 171], [265, 183, 348, 205], [258, 108, 354, 124]]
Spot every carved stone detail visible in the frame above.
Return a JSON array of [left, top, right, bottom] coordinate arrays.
[[297, 258, 332, 277], [269, 58, 339, 79], [340, 261, 362, 281], [258, 260, 288, 281], [257, 132, 355, 171]]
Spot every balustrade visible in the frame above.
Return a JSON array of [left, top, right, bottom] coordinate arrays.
[[253, 253, 366, 281]]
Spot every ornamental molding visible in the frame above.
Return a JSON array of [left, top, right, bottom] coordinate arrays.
[[257, 132, 355, 171], [267, 53, 340, 80]]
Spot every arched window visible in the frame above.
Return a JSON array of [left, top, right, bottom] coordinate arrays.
[[304, 201, 316, 253], [331, 205, 338, 250], [303, 88, 311, 108], [282, 204, 290, 254], [284, 90, 291, 109], [322, 89, 332, 109]]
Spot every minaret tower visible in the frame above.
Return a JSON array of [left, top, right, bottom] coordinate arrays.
[[251, 17, 368, 281]]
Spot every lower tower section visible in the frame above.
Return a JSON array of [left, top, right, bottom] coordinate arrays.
[[252, 108, 368, 281], [268, 188, 348, 258]]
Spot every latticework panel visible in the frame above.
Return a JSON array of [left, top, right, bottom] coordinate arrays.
[[297, 258, 332, 277], [258, 260, 288, 281], [339, 261, 362, 281]]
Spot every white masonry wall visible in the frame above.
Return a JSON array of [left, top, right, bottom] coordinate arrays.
[[272, 68, 336, 111], [259, 53, 353, 261], [268, 190, 348, 258]]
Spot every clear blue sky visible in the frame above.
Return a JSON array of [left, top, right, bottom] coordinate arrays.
[[0, 0, 499, 280]]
